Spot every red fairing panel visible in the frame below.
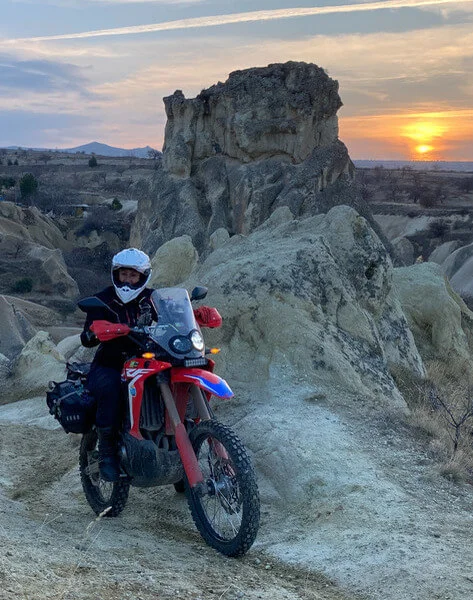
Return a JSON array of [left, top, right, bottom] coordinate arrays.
[[171, 367, 234, 399]]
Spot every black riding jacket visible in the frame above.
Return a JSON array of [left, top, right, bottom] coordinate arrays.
[[80, 286, 157, 371]]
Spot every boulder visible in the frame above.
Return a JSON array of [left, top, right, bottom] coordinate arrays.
[[429, 240, 461, 265], [392, 262, 473, 369], [0, 202, 69, 250], [56, 333, 96, 363], [0, 296, 38, 358], [209, 228, 230, 252], [373, 214, 432, 241], [26, 246, 79, 298], [0, 204, 78, 298], [177, 204, 430, 508], [441, 242, 473, 298], [187, 205, 424, 409], [392, 236, 415, 265], [1, 295, 62, 328], [1, 331, 66, 403], [149, 235, 199, 288]]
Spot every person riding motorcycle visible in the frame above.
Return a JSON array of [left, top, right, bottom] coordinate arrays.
[[81, 248, 157, 482]]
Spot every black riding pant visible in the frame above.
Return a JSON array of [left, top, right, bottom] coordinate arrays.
[[87, 364, 124, 429]]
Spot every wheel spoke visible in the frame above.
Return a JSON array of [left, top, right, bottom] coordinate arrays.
[[79, 430, 130, 517], [195, 433, 245, 540]]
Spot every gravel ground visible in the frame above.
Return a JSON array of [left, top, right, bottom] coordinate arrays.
[[1, 394, 473, 600]]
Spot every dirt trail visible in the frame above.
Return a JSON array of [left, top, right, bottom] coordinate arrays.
[[0, 419, 355, 600], [3, 396, 473, 600]]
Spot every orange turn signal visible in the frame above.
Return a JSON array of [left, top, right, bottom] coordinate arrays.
[[142, 352, 155, 359], [209, 347, 221, 354]]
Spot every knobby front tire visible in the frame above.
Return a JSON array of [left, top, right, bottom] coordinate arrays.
[[79, 429, 130, 517], [186, 420, 260, 557]]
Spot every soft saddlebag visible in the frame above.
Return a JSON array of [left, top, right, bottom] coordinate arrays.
[[46, 379, 96, 434]]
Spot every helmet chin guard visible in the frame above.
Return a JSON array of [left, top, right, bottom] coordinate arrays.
[[113, 282, 147, 304], [111, 248, 152, 304]]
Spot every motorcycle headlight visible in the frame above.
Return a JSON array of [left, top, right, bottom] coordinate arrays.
[[190, 330, 204, 351], [170, 335, 193, 354]]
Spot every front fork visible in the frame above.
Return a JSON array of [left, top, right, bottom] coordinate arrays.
[[158, 382, 209, 490], [158, 382, 229, 491]]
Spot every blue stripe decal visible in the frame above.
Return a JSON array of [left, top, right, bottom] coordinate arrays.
[[185, 374, 234, 398]]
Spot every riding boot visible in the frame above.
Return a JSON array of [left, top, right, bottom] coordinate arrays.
[[97, 426, 120, 482]]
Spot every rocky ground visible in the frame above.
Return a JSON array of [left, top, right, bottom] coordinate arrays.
[[1, 386, 473, 600]]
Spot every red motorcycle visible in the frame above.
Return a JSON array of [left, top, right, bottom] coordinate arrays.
[[77, 286, 260, 557]]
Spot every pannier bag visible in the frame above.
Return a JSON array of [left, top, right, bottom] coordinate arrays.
[[46, 379, 96, 434]]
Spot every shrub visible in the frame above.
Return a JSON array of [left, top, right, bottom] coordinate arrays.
[[88, 155, 98, 168], [11, 277, 33, 293], [419, 194, 437, 208], [394, 361, 473, 483], [428, 221, 449, 238], [0, 176, 16, 189], [110, 197, 123, 211], [19, 173, 39, 198]]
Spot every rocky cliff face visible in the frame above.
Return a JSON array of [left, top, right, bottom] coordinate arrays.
[[163, 62, 342, 170], [131, 62, 356, 255]]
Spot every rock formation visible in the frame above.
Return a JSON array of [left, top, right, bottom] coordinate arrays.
[[0, 201, 78, 299], [0, 295, 61, 359], [183, 205, 425, 408], [131, 62, 358, 255], [1, 331, 66, 403], [393, 262, 473, 370], [163, 62, 342, 171]]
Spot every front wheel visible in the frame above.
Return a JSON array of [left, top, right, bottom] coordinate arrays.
[[79, 429, 130, 517], [186, 420, 260, 557]]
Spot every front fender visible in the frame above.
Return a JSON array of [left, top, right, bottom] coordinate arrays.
[[171, 367, 234, 399]]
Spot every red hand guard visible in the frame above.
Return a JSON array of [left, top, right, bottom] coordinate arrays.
[[193, 306, 222, 328], [90, 320, 130, 341]]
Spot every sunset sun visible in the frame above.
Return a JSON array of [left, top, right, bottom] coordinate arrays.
[[416, 144, 434, 154], [401, 120, 448, 159]]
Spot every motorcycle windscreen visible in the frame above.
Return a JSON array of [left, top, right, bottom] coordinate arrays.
[[148, 288, 204, 360]]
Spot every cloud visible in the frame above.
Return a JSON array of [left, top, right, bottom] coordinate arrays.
[[7, 43, 122, 59], [2, 0, 472, 43], [0, 109, 94, 147], [12, 0, 205, 5], [0, 54, 87, 92]]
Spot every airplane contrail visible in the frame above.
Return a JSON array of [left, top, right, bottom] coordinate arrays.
[[2, 0, 472, 43]]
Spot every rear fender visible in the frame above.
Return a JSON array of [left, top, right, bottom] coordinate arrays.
[[171, 367, 234, 399]]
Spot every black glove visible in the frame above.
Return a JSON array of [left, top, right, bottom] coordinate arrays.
[[80, 329, 98, 347]]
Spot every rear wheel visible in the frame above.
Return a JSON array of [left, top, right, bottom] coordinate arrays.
[[79, 429, 130, 517], [186, 420, 260, 557]]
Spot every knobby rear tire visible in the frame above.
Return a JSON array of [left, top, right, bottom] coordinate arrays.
[[186, 420, 260, 557], [79, 429, 130, 517]]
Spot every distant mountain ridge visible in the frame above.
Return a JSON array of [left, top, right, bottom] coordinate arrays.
[[63, 141, 159, 158], [4, 141, 161, 159]]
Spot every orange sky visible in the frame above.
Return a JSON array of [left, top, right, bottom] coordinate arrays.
[[340, 110, 473, 161]]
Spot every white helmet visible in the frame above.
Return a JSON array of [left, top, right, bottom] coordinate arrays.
[[111, 248, 152, 303]]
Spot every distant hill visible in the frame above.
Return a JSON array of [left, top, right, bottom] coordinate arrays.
[[354, 159, 473, 173], [4, 142, 161, 159], [62, 142, 159, 158]]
